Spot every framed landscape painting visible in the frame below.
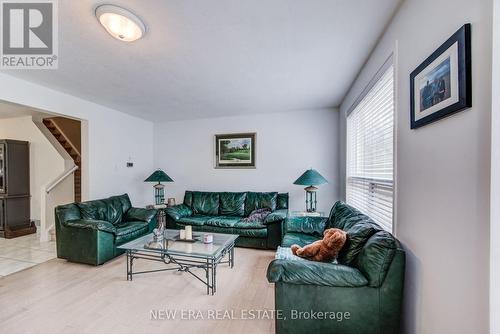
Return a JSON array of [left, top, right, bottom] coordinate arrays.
[[215, 133, 256, 169], [410, 24, 471, 129]]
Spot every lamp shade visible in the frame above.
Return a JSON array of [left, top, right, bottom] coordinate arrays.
[[293, 169, 328, 186], [144, 169, 174, 183]]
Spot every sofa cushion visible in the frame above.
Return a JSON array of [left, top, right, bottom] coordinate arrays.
[[327, 201, 365, 230], [219, 192, 247, 216], [205, 216, 241, 228], [115, 221, 149, 244], [233, 220, 266, 229], [183, 191, 194, 207], [115, 221, 148, 236], [244, 192, 278, 216], [108, 197, 125, 224], [55, 203, 82, 222], [267, 259, 368, 287], [124, 207, 156, 223], [286, 216, 327, 237], [264, 209, 288, 225], [177, 215, 212, 226], [77, 199, 123, 225], [277, 193, 289, 210], [282, 232, 320, 248], [108, 194, 132, 215], [338, 220, 381, 265], [165, 204, 193, 221], [64, 219, 116, 234], [192, 192, 219, 216], [356, 231, 397, 287], [336, 216, 367, 231], [77, 200, 106, 221]]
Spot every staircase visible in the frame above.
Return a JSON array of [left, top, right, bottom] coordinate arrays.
[[43, 118, 81, 202]]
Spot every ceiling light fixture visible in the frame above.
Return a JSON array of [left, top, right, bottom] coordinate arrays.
[[95, 4, 146, 42]]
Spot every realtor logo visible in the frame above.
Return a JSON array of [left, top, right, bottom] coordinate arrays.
[[1, 0, 58, 69]]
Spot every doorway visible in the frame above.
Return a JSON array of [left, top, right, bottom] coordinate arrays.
[[0, 101, 83, 276]]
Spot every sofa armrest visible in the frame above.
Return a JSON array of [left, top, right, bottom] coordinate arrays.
[[64, 219, 116, 234], [264, 209, 288, 225], [124, 207, 157, 223], [267, 259, 368, 287], [165, 204, 193, 221], [285, 216, 327, 237]]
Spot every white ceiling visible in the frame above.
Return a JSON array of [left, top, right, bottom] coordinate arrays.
[[3, 0, 401, 121]]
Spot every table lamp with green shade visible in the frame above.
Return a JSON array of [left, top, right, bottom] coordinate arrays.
[[144, 169, 174, 205], [293, 169, 328, 212]]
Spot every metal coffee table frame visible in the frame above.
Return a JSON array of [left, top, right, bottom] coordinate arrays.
[[124, 238, 235, 295]]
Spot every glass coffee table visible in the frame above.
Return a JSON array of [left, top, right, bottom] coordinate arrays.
[[118, 230, 238, 295]]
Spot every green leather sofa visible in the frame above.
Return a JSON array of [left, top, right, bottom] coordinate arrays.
[[55, 194, 157, 265], [165, 191, 288, 249], [267, 201, 405, 334]]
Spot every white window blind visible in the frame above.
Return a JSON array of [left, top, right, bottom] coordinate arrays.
[[346, 64, 394, 232]]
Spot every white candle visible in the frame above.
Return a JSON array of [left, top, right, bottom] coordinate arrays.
[[185, 225, 193, 240], [179, 229, 186, 239]]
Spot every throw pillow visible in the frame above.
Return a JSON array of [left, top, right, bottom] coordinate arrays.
[[241, 208, 272, 223]]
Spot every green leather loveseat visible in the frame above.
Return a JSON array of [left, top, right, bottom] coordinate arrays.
[[267, 201, 405, 334], [55, 194, 157, 265], [165, 191, 288, 249]]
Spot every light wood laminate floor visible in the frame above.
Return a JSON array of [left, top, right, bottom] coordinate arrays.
[[0, 247, 276, 334]]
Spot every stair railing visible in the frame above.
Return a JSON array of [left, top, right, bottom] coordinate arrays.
[[46, 164, 79, 193], [40, 164, 79, 242]]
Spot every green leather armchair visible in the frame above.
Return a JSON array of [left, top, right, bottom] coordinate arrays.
[[267, 201, 405, 334], [55, 194, 156, 265]]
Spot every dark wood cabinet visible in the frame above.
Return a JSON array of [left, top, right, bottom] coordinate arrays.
[[0, 140, 35, 238]]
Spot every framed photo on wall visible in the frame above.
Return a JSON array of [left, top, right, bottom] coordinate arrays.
[[215, 133, 256, 169], [410, 24, 471, 129]]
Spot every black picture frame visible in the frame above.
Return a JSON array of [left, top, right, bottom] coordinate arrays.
[[214, 133, 256, 169], [410, 24, 471, 129]]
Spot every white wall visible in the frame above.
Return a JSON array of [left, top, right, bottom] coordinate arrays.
[[0, 116, 66, 221], [154, 109, 340, 213], [339, 0, 492, 333], [490, 0, 500, 332], [0, 73, 154, 207]]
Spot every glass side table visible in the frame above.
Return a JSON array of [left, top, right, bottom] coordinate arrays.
[[290, 211, 326, 218]]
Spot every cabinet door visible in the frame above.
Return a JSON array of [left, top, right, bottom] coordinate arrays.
[[5, 141, 29, 196], [0, 143, 5, 194], [5, 197, 30, 230], [0, 199, 4, 231]]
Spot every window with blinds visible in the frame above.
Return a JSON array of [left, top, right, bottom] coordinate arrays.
[[346, 64, 394, 232]]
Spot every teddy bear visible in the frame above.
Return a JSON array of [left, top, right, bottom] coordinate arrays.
[[290, 228, 347, 262]]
